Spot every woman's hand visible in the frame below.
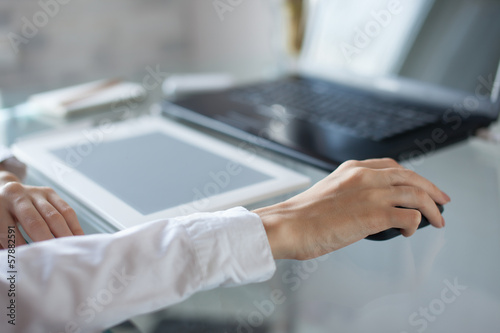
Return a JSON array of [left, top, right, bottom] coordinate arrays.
[[255, 158, 451, 260], [0, 171, 84, 248]]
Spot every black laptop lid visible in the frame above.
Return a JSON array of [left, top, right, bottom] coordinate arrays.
[[164, 0, 500, 170], [301, 0, 500, 119]]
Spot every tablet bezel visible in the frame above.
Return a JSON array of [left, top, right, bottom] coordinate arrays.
[[12, 116, 310, 229]]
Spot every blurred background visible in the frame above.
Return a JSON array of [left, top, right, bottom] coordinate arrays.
[[0, 0, 282, 108], [1, 0, 500, 108]]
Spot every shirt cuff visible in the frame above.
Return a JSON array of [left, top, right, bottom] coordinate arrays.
[[182, 207, 276, 290]]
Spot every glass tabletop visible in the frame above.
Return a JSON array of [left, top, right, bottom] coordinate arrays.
[[2, 101, 500, 333]]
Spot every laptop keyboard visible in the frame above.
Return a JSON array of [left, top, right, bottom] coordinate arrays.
[[229, 79, 441, 141]]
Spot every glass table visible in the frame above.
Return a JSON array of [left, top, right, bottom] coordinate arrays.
[[1, 101, 500, 333]]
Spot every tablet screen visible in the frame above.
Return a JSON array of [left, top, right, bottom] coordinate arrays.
[[51, 132, 271, 215]]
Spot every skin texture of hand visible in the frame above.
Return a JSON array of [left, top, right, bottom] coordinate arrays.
[[0, 169, 84, 248], [254, 158, 451, 261]]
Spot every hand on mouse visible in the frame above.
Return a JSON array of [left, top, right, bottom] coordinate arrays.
[[254, 158, 451, 260], [0, 169, 84, 248]]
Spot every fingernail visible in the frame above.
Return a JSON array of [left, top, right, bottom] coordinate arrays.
[[441, 191, 451, 203], [441, 216, 446, 227]]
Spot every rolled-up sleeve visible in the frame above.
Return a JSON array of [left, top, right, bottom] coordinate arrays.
[[0, 207, 276, 333]]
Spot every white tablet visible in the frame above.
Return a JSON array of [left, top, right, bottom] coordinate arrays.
[[12, 116, 310, 230]]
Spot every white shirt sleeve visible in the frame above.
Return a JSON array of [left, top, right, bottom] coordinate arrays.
[[0, 207, 276, 333]]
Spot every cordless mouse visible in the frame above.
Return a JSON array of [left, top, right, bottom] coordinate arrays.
[[365, 204, 444, 241]]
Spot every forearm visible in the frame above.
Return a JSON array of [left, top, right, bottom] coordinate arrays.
[[0, 207, 275, 332]]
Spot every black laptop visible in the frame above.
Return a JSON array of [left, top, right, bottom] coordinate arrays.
[[163, 1, 500, 171]]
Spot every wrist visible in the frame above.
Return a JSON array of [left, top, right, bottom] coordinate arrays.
[[254, 202, 296, 260]]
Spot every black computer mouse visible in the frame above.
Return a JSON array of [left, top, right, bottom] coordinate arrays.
[[365, 204, 444, 241]]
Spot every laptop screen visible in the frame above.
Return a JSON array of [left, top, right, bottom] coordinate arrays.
[[302, 0, 500, 107]]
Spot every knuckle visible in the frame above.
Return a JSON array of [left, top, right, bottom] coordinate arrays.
[[59, 205, 76, 216], [44, 209, 63, 222], [347, 167, 369, 183], [1, 182, 24, 197], [382, 157, 399, 166], [342, 160, 361, 169], [41, 186, 56, 195], [349, 168, 363, 180]]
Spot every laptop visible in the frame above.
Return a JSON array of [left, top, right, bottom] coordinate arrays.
[[163, 0, 500, 171]]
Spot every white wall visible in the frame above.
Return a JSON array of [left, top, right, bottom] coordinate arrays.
[[183, 0, 281, 79], [0, 0, 279, 107]]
